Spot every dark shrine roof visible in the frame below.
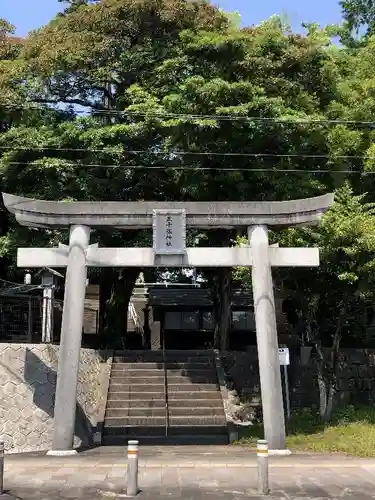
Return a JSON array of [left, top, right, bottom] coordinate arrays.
[[148, 287, 253, 308]]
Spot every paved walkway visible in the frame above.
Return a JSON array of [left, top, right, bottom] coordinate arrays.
[[3, 446, 375, 499]]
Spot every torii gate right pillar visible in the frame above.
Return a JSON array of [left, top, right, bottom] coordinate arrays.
[[249, 225, 286, 452]]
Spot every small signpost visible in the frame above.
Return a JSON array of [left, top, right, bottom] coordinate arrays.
[[279, 347, 291, 419]]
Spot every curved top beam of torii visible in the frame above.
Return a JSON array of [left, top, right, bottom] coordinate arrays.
[[2, 192, 334, 229]]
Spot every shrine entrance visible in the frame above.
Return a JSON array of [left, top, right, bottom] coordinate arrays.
[[148, 286, 216, 350], [2, 192, 334, 454], [161, 316, 215, 350]]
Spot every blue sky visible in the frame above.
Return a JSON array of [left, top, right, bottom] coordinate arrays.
[[1, 0, 343, 36]]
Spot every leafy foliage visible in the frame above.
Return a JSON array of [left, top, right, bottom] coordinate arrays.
[[1, 1, 375, 361], [340, 0, 375, 45], [279, 183, 375, 343]]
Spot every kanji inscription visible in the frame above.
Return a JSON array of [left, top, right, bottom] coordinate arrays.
[[153, 209, 186, 255]]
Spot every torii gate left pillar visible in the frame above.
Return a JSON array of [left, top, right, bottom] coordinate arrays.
[[2, 193, 334, 455], [51, 225, 90, 454]]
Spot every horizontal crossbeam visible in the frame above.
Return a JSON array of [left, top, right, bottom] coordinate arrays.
[[18, 246, 319, 268], [3, 192, 334, 229]]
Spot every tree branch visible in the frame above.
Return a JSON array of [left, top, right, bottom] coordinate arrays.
[[31, 97, 98, 109]]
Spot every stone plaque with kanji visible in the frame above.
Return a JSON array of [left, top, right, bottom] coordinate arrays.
[[152, 209, 186, 255]]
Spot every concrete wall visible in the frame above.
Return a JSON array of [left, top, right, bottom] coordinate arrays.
[[0, 344, 112, 453], [222, 348, 375, 412]]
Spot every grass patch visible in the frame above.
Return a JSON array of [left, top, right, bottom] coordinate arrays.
[[235, 405, 375, 457]]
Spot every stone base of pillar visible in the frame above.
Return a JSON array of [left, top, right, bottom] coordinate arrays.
[[46, 449, 78, 457], [268, 449, 292, 456]]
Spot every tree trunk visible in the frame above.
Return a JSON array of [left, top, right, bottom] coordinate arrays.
[[316, 345, 328, 419], [314, 307, 345, 421], [105, 268, 140, 338], [325, 323, 342, 420], [219, 268, 232, 351], [211, 268, 232, 350], [99, 268, 116, 338], [205, 230, 234, 350], [211, 275, 221, 349]]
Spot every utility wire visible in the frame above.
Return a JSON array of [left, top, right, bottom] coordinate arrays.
[[88, 110, 375, 125], [1, 103, 375, 126], [0, 278, 21, 287], [0, 277, 41, 292], [0, 145, 374, 160], [0, 161, 370, 173]]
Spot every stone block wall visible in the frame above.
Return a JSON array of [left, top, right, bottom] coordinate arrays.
[[221, 349, 261, 407], [0, 343, 112, 454], [221, 348, 375, 412]]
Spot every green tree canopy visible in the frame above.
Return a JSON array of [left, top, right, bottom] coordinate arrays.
[[1, 1, 374, 346], [340, 0, 375, 45]]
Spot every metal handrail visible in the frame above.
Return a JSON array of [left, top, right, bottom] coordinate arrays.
[[162, 335, 169, 437], [129, 301, 146, 348], [129, 302, 139, 327]]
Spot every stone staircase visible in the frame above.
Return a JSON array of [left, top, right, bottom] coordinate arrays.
[[102, 350, 228, 445]]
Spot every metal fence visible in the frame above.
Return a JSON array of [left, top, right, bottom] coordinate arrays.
[[0, 294, 98, 343], [0, 294, 42, 342]]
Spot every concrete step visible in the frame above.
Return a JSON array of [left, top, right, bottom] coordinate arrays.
[[103, 426, 166, 437], [167, 384, 219, 392], [165, 362, 215, 369], [110, 375, 166, 384], [106, 408, 166, 418], [113, 351, 214, 361], [106, 398, 223, 409], [109, 375, 217, 384], [168, 391, 222, 400], [111, 363, 216, 377], [105, 416, 165, 427], [107, 391, 165, 399], [106, 399, 165, 409], [113, 355, 164, 362], [112, 362, 164, 369], [103, 424, 228, 436], [171, 416, 226, 426], [165, 359, 214, 365], [112, 362, 214, 370], [115, 349, 213, 354], [168, 407, 224, 417], [166, 369, 216, 376], [166, 398, 224, 407], [102, 434, 229, 445], [167, 425, 228, 436], [109, 382, 218, 392], [104, 416, 227, 427], [111, 369, 165, 377], [104, 416, 166, 434], [106, 407, 223, 418], [167, 375, 217, 384], [107, 391, 222, 401], [113, 355, 214, 362], [108, 383, 165, 392]]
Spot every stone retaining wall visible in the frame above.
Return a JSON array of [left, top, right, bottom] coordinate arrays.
[[0, 343, 111, 453], [222, 348, 375, 412]]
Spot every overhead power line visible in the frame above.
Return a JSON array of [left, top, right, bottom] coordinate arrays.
[[1, 103, 375, 126], [0, 160, 370, 174], [0, 148, 374, 160], [87, 110, 375, 126]]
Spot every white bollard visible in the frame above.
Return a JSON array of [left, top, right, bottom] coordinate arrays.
[[257, 439, 269, 495], [127, 440, 139, 497]]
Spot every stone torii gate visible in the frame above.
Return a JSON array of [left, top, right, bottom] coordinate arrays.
[[2, 192, 334, 455]]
